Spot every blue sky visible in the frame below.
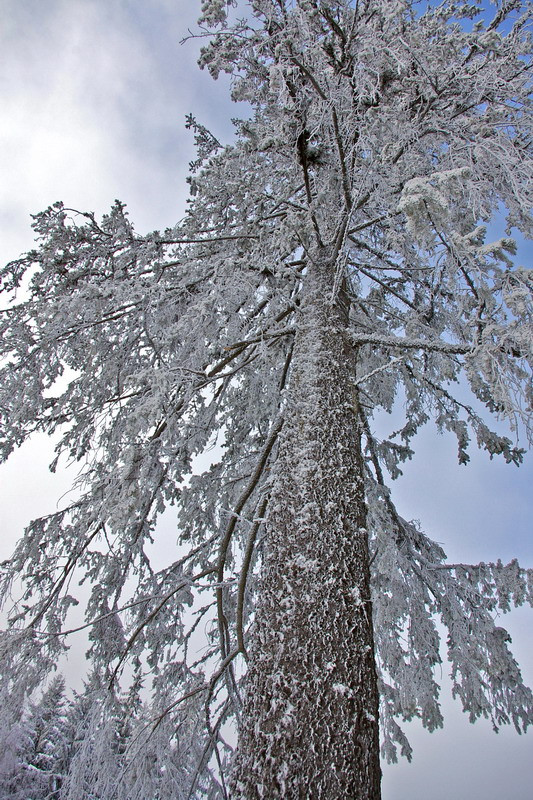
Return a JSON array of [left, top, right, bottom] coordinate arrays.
[[0, 2, 531, 797]]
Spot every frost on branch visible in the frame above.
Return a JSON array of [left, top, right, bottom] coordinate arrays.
[[198, 0, 237, 28], [0, 0, 532, 796], [370, 488, 533, 762]]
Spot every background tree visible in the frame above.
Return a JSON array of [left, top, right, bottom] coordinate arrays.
[[0, 675, 69, 800], [0, 1, 532, 798]]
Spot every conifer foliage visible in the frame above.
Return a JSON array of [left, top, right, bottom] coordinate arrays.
[[0, 1, 532, 797]]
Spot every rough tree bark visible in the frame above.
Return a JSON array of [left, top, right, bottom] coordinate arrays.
[[231, 246, 381, 799]]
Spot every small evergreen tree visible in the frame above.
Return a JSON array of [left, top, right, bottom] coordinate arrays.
[[0, 676, 68, 800]]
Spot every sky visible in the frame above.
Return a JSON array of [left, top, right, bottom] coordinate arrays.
[[0, 1, 531, 798]]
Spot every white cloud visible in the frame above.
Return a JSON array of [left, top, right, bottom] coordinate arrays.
[[0, 0, 236, 261]]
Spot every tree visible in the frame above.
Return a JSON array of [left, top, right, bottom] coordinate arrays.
[[0, 0, 532, 797], [0, 675, 69, 800]]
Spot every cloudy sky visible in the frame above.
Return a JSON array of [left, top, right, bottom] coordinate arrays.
[[0, 2, 531, 798]]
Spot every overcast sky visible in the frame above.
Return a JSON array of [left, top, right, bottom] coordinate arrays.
[[0, 2, 531, 798]]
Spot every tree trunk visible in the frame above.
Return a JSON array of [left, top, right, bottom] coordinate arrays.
[[231, 247, 381, 799]]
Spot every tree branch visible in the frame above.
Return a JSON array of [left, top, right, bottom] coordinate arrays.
[[350, 331, 472, 355]]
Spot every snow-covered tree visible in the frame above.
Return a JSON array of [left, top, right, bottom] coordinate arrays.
[[0, 1, 532, 797], [0, 675, 69, 800]]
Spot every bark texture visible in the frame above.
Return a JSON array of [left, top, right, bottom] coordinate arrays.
[[231, 248, 381, 799]]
